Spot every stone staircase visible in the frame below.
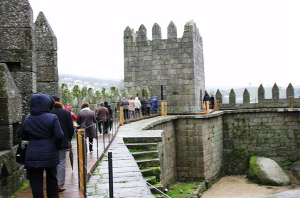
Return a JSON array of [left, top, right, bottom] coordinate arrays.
[[124, 137, 164, 196]]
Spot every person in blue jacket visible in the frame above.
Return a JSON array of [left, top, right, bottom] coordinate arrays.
[[18, 93, 63, 198], [151, 96, 158, 114]]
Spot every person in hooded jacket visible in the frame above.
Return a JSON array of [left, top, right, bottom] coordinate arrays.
[[18, 93, 63, 198], [151, 96, 158, 114], [51, 95, 74, 192]]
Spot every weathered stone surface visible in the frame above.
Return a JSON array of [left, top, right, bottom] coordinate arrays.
[[243, 88, 250, 104], [272, 83, 279, 102], [229, 89, 236, 104], [34, 12, 57, 51], [286, 83, 294, 99], [0, 63, 22, 125], [37, 67, 58, 82], [248, 156, 290, 186], [290, 162, 300, 180], [36, 51, 57, 67], [266, 190, 300, 198], [10, 72, 36, 94], [258, 84, 265, 103], [152, 23, 161, 40], [167, 21, 177, 39], [0, 0, 33, 28], [0, 28, 34, 50], [37, 82, 59, 95], [0, 125, 13, 150], [0, 50, 36, 72]]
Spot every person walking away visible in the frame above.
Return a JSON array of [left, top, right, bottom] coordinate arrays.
[[18, 94, 63, 198], [104, 101, 113, 131], [134, 97, 141, 117], [128, 97, 135, 119], [65, 106, 78, 128], [77, 103, 96, 153], [97, 103, 109, 134], [151, 96, 158, 114], [210, 94, 215, 110], [146, 97, 152, 116], [120, 97, 129, 120], [51, 95, 74, 192], [65, 106, 77, 121], [203, 93, 210, 110], [141, 97, 147, 116]]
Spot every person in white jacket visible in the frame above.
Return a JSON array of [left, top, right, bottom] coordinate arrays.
[[134, 97, 142, 117]]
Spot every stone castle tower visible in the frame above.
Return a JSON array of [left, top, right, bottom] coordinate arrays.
[[124, 21, 205, 113]]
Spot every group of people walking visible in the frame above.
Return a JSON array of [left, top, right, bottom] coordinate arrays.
[[18, 93, 114, 198], [120, 96, 158, 120]]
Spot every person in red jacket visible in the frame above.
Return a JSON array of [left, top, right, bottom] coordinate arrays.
[[65, 106, 78, 121]]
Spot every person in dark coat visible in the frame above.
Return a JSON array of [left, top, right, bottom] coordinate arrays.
[[18, 93, 63, 198], [51, 94, 74, 192], [210, 94, 215, 110], [96, 103, 109, 134], [203, 92, 210, 110], [104, 101, 113, 131], [77, 103, 96, 153], [140, 97, 147, 116], [146, 97, 152, 116]]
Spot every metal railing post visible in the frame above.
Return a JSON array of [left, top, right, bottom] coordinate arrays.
[[96, 121, 99, 158], [108, 152, 114, 198]]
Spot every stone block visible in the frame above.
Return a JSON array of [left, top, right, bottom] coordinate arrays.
[[0, 125, 13, 150], [0, 0, 34, 28], [37, 82, 59, 95], [36, 51, 57, 67], [37, 67, 58, 82], [0, 50, 36, 72], [35, 36, 57, 51], [10, 72, 36, 94], [0, 28, 34, 50], [21, 93, 32, 114]]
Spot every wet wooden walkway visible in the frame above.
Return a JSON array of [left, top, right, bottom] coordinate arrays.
[[16, 131, 116, 198]]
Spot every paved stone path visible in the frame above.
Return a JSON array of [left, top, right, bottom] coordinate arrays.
[[87, 116, 176, 198]]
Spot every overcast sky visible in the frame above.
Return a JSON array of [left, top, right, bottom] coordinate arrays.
[[29, 0, 300, 88]]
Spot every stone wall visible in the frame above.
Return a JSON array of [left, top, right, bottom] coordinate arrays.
[[175, 114, 223, 182], [216, 83, 300, 110], [222, 109, 300, 175], [147, 120, 177, 187], [0, 0, 59, 196], [124, 21, 205, 113]]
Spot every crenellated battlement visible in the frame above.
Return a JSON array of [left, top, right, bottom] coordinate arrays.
[[216, 83, 300, 110], [124, 21, 205, 113]]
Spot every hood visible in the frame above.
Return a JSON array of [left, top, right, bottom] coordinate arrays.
[[135, 97, 139, 100], [30, 94, 54, 115]]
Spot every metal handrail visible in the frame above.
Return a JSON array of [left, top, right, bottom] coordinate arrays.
[[146, 182, 171, 198]]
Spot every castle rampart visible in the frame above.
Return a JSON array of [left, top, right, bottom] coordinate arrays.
[[124, 21, 205, 113], [216, 83, 300, 110]]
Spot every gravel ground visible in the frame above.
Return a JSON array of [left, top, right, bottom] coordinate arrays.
[[201, 175, 300, 198]]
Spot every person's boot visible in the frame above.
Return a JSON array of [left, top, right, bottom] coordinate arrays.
[[89, 145, 93, 153]]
